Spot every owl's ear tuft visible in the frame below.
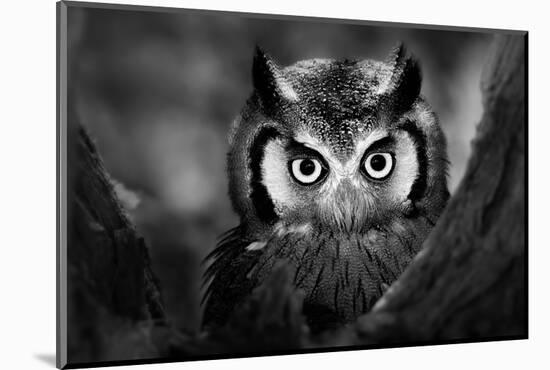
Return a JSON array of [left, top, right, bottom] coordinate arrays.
[[384, 43, 422, 115], [252, 46, 277, 89], [386, 43, 407, 68], [252, 46, 298, 113]]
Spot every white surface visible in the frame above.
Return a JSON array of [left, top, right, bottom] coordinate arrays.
[[0, 0, 546, 369]]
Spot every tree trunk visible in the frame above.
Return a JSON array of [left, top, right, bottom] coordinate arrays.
[[66, 110, 167, 363]]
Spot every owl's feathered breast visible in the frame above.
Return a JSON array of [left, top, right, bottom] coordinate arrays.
[[202, 214, 432, 330]]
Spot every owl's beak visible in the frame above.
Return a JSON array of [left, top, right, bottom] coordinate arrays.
[[318, 179, 370, 233]]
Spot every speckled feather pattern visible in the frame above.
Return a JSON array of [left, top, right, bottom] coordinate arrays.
[[283, 59, 391, 156]]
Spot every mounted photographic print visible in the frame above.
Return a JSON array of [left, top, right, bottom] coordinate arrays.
[[56, 1, 527, 368]]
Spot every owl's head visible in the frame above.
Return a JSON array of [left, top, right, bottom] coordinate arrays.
[[228, 45, 449, 239]]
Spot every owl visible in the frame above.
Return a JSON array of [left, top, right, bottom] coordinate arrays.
[[202, 44, 449, 332]]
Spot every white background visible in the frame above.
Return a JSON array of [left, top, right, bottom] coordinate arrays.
[[0, 0, 546, 369]]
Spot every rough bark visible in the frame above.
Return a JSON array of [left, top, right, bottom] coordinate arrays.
[[66, 110, 167, 363]]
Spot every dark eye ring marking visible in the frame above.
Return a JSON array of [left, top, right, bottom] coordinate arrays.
[[398, 120, 428, 201], [249, 126, 280, 223]]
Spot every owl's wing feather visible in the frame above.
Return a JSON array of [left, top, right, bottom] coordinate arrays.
[[201, 226, 244, 288], [201, 226, 261, 329]]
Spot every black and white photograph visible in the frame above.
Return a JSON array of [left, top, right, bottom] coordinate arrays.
[[56, 1, 526, 368]]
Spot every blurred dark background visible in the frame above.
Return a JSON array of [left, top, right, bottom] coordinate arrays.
[[67, 5, 494, 333]]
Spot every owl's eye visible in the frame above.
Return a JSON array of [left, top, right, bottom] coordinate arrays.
[[289, 158, 327, 185], [363, 152, 394, 180]]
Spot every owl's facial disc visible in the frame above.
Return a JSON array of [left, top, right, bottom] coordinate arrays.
[[256, 126, 422, 233]]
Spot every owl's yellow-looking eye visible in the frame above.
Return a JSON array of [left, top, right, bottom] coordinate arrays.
[[363, 153, 394, 180], [289, 158, 326, 185]]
